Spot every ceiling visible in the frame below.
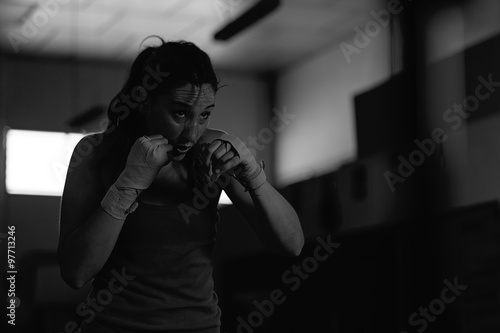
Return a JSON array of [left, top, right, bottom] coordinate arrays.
[[0, 0, 378, 72]]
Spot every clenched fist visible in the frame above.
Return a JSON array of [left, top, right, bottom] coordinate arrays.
[[115, 134, 173, 190], [199, 133, 266, 191]]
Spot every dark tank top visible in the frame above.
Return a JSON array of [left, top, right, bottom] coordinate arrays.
[[79, 193, 221, 332]]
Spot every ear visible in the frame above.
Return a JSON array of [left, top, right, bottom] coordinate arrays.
[[132, 85, 147, 99], [132, 86, 148, 113]]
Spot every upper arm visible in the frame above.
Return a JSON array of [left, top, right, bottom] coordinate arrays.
[[58, 135, 106, 249]]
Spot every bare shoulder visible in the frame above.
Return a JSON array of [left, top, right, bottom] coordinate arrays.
[[69, 132, 115, 181], [71, 133, 106, 164], [64, 133, 106, 199], [60, 133, 107, 241]]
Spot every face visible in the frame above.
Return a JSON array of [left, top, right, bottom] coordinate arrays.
[[144, 83, 215, 162]]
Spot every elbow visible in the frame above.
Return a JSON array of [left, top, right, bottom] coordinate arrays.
[[291, 223, 305, 256], [59, 265, 87, 289], [289, 215, 304, 256], [280, 243, 303, 257], [268, 237, 303, 257], [60, 266, 89, 289], [295, 239, 305, 256], [282, 231, 305, 257], [290, 235, 305, 257], [284, 220, 305, 257], [58, 250, 89, 289]]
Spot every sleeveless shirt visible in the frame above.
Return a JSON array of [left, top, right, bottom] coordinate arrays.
[[79, 192, 222, 332]]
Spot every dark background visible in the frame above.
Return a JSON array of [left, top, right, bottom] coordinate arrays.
[[2, 0, 500, 332]]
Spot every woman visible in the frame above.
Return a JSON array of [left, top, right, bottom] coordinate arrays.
[[58, 38, 304, 332]]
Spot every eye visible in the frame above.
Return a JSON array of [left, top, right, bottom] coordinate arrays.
[[200, 111, 211, 120], [174, 110, 186, 118]]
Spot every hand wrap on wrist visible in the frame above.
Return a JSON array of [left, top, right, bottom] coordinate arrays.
[[236, 159, 266, 191], [100, 184, 140, 220], [115, 135, 169, 190], [216, 133, 267, 191]]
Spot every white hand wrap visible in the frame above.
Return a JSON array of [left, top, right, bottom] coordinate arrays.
[[115, 135, 170, 190], [217, 133, 267, 191], [237, 159, 266, 191], [101, 134, 169, 220], [100, 185, 139, 220]]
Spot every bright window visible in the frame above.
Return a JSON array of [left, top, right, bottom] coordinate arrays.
[[5, 129, 85, 196]]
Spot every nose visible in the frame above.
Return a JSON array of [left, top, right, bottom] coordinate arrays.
[[183, 118, 199, 144]]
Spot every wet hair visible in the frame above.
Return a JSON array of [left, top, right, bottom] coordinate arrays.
[[94, 37, 221, 182]]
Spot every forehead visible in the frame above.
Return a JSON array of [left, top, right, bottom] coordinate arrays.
[[165, 83, 215, 106]]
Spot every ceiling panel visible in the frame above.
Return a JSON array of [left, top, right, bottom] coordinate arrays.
[[0, 0, 381, 71]]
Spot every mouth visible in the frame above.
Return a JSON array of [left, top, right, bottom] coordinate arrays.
[[174, 144, 193, 155]]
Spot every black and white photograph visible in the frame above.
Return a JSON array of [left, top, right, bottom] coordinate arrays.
[[0, 0, 500, 332]]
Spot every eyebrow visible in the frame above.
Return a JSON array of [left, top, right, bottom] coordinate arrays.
[[169, 101, 191, 108], [169, 101, 215, 109]]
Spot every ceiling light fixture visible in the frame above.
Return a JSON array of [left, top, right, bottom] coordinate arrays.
[[214, 0, 280, 41]]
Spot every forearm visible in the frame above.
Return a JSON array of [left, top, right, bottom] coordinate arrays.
[[58, 135, 166, 289], [58, 207, 125, 289], [201, 132, 304, 255], [249, 181, 304, 256]]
